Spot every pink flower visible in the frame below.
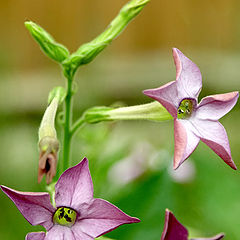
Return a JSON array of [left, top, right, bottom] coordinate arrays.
[[1, 158, 140, 239], [161, 209, 224, 240], [143, 48, 239, 170]]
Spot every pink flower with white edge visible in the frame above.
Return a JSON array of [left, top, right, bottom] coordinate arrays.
[[143, 48, 239, 170], [161, 209, 224, 240], [1, 158, 140, 239]]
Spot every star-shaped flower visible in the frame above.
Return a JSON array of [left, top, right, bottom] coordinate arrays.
[[143, 48, 239, 170], [1, 158, 140, 239], [161, 209, 224, 240]]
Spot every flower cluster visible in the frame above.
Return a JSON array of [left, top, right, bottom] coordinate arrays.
[[1, 0, 239, 238]]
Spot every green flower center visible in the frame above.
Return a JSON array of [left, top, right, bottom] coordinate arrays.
[[177, 99, 194, 119], [53, 207, 77, 227]]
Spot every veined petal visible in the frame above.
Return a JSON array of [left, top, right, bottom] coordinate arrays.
[[71, 227, 93, 240], [143, 81, 178, 118], [1, 186, 54, 230], [25, 232, 46, 240], [161, 209, 188, 240], [45, 225, 75, 240], [192, 119, 236, 170], [55, 158, 93, 210], [191, 233, 225, 240], [173, 48, 202, 100], [196, 92, 239, 120], [174, 119, 200, 169], [75, 198, 140, 238]]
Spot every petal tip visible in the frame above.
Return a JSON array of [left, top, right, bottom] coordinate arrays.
[[1, 185, 12, 194], [173, 161, 181, 170], [229, 161, 237, 170], [172, 47, 181, 54], [67, 157, 89, 172], [173, 152, 185, 170], [81, 156, 89, 165], [131, 216, 141, 223], [142, 89, 153, 97]]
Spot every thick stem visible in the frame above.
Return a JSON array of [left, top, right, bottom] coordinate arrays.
[[62, 78, 73, 173]]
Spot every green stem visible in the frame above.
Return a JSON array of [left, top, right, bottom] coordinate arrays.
[[62, 77, 73, 173]]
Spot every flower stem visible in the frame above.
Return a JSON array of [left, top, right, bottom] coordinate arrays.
[[62, 77, 73, 173]]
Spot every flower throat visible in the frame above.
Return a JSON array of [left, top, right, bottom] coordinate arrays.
[[53, 207, 77, 227], [177, 99, 194, 119]]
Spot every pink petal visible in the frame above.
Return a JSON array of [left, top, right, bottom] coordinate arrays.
[[75, 198, 140, 238], [191, 233, 225, 240], [1, 186, 54, 230], [70, 226, 94, 240], [55, 158, 93, 210], [161, 209, 188, 240], [197, 92, 239, 120], [173, 48, 202, 99], [174, 119, 200, 169], [25, 232, 46, 240], [143, 81, 178, 118], [45, 225, 75, 240], [191, 119, 236, 170]]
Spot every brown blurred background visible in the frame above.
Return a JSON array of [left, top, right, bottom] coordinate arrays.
[[0, 0, 239, 114], [0, 0, 239, 70]]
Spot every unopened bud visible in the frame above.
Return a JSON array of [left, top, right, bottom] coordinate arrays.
[[84, 101, 172, 124], [25, 21, 69, 63], [38, 97, 60, 184]]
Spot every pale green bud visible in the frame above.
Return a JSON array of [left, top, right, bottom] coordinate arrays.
[[39, 98, 59, 140], [84, 101, 172, 124], [48, 86, 66, 105], [62, 0, 150, 77], [25, 21, 69, 63], [38, 97, 60, 184]]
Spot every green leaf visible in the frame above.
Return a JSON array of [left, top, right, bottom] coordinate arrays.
[[25, 21, 69, 63]]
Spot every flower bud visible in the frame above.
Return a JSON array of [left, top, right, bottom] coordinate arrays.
[[25, 21, 69, 63], [62, 0, 150, 77], [38, 97, 60, 184], [84, 101, 172, 124]]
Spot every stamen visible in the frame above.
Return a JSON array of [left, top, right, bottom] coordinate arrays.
[[177, 99, 194, 119], [53, 207, 77, 227]]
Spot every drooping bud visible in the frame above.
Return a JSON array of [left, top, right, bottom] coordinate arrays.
[[38, 136, 59, 184], [38, 87, 65, 184]]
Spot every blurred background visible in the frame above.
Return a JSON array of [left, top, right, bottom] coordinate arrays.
[[0, 0, 240, 239]]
